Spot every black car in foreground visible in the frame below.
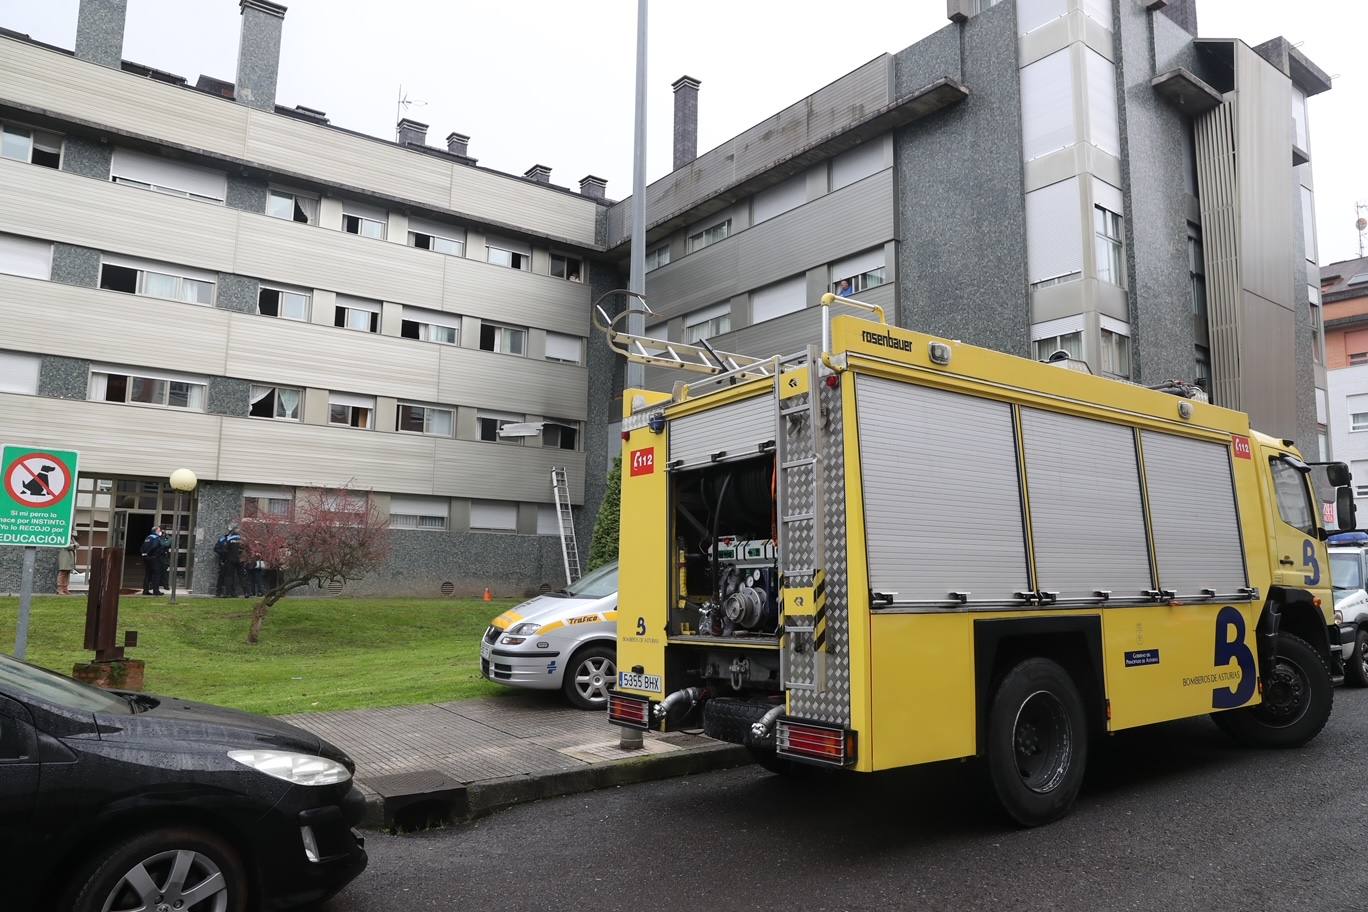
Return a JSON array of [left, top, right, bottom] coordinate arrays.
[[0, 654, 366, 911]]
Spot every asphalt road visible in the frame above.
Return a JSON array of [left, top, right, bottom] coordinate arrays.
[[328, 691, 1368, 912]]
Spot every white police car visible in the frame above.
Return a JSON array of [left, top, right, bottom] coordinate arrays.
[[480, 561, 618, 709]]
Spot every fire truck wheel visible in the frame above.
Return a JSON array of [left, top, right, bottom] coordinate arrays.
[[1347, 628, 1368, 688], [1211, 632, 1332, 747], [986, 657, 1088, 827]]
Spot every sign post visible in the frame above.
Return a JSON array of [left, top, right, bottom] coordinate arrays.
[[1, 444, 80, 660]]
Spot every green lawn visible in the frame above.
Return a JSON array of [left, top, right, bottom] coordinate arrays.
[[0, 595, 521, 716]]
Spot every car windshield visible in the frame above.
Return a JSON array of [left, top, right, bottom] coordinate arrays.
[[0, 654, 131, 714], [564, 561, 618, 599], [1331, 553, 1364, 591]]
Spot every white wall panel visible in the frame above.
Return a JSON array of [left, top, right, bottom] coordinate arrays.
[[442, 256, 590, 337], [1084, 49, 1120, 157], [1082, 0, 1113, 27], [436, 348, 587, 419], [831, 138, 888, 191], [434, 439, 585, 502], [1021, 49, 1076, 161], [752, 174, 806, 224], [1017, 0, 1067, 34], [1025, 177, 1083, 283], [0, 232, 51, 279], [219, 419, 435, 491]]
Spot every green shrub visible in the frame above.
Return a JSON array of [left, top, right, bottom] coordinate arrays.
[[587, 457, 622, 570]]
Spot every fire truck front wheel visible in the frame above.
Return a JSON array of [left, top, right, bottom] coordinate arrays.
[[1211, 632, 1332, 748], [986, 657, 1089, 827]]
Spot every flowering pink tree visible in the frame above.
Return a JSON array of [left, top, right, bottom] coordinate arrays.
[[239, 486, 392, 644]]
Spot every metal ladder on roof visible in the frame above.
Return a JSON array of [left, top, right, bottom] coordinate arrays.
[[776, 348, 827, 693], [551, 466, 581, 586]]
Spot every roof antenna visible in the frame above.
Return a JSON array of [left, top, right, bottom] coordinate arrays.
[[396, 84, 427, 127]]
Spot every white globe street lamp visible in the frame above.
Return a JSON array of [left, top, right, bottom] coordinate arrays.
[[168, 469, 198, 605]]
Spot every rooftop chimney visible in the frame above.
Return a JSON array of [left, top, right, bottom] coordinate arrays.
[[445, 132, 470, 157], [524, 164, 552, 184], [578, 175, 608, 200], [75, 0, 127, 68], [235, 0, 287, 112], [672, 75, 701, 171], [396, 118, 428, 146]]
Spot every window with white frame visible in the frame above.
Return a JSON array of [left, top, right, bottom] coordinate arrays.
[[551, 254, 583, 282], [1300, 186, 1317, 264], [1350, 396, 1368, 432], [242, 485, 294, 520], [1094, 205, 1125, 287], [334, 295, 381, 333], [89, 366, 207, 411], [110, 147, 226, 202], [400, 306, 461, 345], [830, 249, 887, 295], [340, 200, 387, 239], [477, 410, 523, 443], [266, 188, 319, 225], [99, 256, 215, 305], [1188, 227, 1206, 320], [1031, 315, 1085, 363], [249, 384, 301, 421], [486, 235, 531, 271], [0, 120, 61, 169], [1309, 285, 1324, 365], [685, 303, 732, 342], [1084, 49, 1120, 157], [389, 495, 449, 531], [752, 174, 806, 224], [1351, 352, 1368, 367], [479, 322, 526, 355], [536, 503, 561, 536], [831, 139, 886, 191], [320, 490, 369, 521], [396, 402, 454, 437], [328, 392, 374, 429], [1020, 50, 1076, 161], [1292, 88, 1309, 152], [1099, 318, 1130, 379], [470, 499, 518, 532], [751, 275, 807, 324], [645, 244, 671, 271], [0, 350, 40, 395], [0, 233, 52, 280], [1354, 461, 1368, 498], [257, 286, 311, 321], [408, 215, 466, 256], [686, 219, 730, 254], [542, 419, 579, 451], [1025, 178, 1082, 288], [544, 332, 583, 364]]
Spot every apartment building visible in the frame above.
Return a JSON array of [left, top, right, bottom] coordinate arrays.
[[0, 0, 1334, 595], [1322, 256, 1368, 514], [0, 0, 616, 596], [603, 0, 1330, 461]]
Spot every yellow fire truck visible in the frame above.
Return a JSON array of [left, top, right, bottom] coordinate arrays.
[[603, 294, 1354, 826]]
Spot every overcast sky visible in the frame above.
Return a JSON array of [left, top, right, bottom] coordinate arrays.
[[1, 0, 1363, 263]]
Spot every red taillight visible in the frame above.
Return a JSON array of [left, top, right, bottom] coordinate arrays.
[[608, 693, 652, 730], [776, 719, 855, 766]]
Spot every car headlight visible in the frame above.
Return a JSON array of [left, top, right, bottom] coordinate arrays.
[[228, 749, 352, 786], [1335, 608, 1344, 624], [501, 621, 542, 644]]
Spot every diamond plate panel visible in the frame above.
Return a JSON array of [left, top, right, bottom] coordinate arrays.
[[789, 382, 852, 725]]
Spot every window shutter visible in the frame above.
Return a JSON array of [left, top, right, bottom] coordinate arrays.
[[111, 147, 227, 200], [0, 233, 51, 279], [545, 332, 583, 363]]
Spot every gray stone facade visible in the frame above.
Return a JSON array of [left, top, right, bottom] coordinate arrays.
[[893, 3, 1029, 356], [225, 175, 268, 214], [207, 376, 251, 417], [354, 529, 568, 599], [1115, 1, 1203, 386], [38, 356, 91, 400], [73, 0, 126, 68], [234, 1, 285, 112], [51, 243, 102, 288], [1291, 178, 1320, 452], [0, 548, 58, 596], [216, 272, 261, 314], [190, 480, 244, 595], [60, 136, 113, 180], [582, 263, 627, 548]]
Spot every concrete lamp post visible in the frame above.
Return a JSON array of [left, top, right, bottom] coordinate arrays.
[[168, 468, 197, 605]]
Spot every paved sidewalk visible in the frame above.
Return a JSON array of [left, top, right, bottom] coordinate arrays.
[[283, 692, 748, 829]]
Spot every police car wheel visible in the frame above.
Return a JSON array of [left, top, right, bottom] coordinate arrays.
[[1347, 629, 1368, 688], [986, 657, 1088, 828], [563, 644, 616, 710], [1212, 633, 1332, 748]]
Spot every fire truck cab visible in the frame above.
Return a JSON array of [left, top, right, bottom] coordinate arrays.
[[605, 296, 1353, 826]]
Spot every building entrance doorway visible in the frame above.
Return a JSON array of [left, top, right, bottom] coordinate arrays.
[[74, 476, 197, 592]]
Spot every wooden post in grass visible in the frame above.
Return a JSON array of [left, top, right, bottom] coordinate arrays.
[[73, 547, 144, 690]]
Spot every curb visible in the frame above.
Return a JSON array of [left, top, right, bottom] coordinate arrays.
[[359, 741, 751, 831]]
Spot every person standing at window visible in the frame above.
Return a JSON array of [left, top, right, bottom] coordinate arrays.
[[56, 540, 76, 595]]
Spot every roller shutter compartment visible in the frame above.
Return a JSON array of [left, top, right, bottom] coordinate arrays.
[[668, 394, 774, 470]]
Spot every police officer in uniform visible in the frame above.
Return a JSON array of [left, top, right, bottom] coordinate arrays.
[[140, 526, 167, 596]]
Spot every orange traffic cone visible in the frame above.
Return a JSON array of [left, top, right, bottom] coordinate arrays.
[[483, 587, 493, 602]]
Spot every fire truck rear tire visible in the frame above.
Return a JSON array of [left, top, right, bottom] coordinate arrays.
[[1211, 632, 1332, 748], [986, 657, 1089, 828]]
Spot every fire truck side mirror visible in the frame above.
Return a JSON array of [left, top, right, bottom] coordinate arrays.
[[1337, 487, 1357, 533], [1325, 462, 1352, 487]]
